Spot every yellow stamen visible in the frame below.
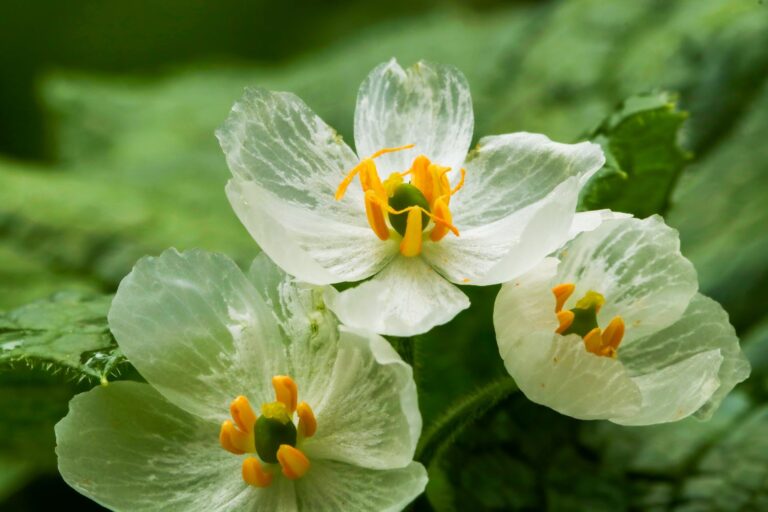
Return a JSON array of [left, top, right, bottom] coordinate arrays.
[[242, 457, 273, 488], [219, 420, 254, 454], [552, 283, 576, 313], [365, 192, 390, 241], [555, 310, 575, 334], [297, 401, 317, 438], [277, 445, 311, 480], [429, 197, 454, 242], [261, 401, 292, 424], [229, 395, 257, 433], [601, 316, 625, 356], [272, 375, 298, 413], [335, 145, 414, 201], [400, 208, 423, 257], [583, 327, 603, 354]]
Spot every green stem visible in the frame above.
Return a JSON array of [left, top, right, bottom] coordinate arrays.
[[415, 377, 518, 468]]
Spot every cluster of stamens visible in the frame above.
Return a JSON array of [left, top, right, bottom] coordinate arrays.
[[219, 375, 316, 487], [552, 284, 625, 358], [335, 145, 465, 257]]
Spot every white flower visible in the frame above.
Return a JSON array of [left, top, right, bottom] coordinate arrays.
[[493, 216, 750, 426], [218, 58, 609, 336], [55, 250, 426, 511]]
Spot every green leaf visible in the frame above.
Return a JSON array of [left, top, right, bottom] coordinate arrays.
[[0, 292, 121, 382], [578, 91, 691, 216]]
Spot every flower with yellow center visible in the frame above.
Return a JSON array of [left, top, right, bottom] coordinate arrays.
[[493, 216, 750, 425], [55, 250, 426, 511], [218, 58, 613, 336]]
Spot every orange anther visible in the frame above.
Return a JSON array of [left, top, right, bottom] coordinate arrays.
[[277, 445, 311, 480], [364, 190, 390, 241], [230, 395, 257, 433], [552, 283, 576, 313], [272, 376, 298, 413], [219, 420, 254, 454], [242, 457, 273, 488], [555, 310, 574, 334], [583, 327, 603, 354], [297, 401, 317, 438], [602, 316, 625, 353], [429, 197, 454, 242]]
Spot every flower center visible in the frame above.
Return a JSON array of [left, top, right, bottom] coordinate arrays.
[[551, 283, 625, 358], [219, 375, 316, 487], [335, 145, 465, 257]]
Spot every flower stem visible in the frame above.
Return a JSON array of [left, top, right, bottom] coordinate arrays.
[[415, 377, 518, 468]]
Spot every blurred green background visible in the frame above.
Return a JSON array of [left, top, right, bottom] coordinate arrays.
[[1, 0, 767, 510]]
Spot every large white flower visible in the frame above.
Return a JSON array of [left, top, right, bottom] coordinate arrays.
[[218, 59, 608, 336], [55, 250, 426, 511], [493, 216, 750, 426]]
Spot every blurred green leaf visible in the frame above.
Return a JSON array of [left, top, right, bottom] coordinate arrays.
[[579, 92, 691, 216], [0, 292, 120, 381]]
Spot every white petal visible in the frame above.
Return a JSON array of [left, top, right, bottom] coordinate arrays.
[[494, 259, 642, 420], [227, 179, 397, 285], [302, 327, 421, 469], [555, 216, 698, 342], [245, 253, 341, 409], [108, 249, 285, 421], [56, 382, 293, 511], [295, 460, 427, 512], [327, 256, 470, 336], [569, 209, 632, 239], [354, 59, 473, 176], [451, 133, 604, 227], [423, 177, 580, 285], [614, 350, 724, 426], [619, 294, 750, 422], [217, 87, 363, 226]]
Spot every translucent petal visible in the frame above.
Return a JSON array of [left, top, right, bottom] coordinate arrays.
[[217, 87, 364, 226], [451, 133, 604, 228], [245, 253, 342, 409], [55, 382, 294, 511], [555, 216, 698, 343], [327, 256, 470, 336], [613, 350, 724, 426], [620, 294, 750, 422], [423, 177, 580, 285], [569, 209, 632, 239], [108, 249, 285, 421], [354, 59, 473, 176], [494, 259, 642, 420], [227, 179, 397, 285], [301, 327, 420, 469], [294, 460, 427, 512]]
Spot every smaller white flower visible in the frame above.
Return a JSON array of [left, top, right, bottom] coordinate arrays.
[[218, 58, 610, 336], [493, 216, 750, 426], [55, 250, 426, 511]]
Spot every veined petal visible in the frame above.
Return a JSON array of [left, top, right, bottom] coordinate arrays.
[[555, 216, 699, 343], [354, 59, 473, 177], [423, 177, 581, 285], [327, 256, 470, 337], [294, 460, 427, 512], [302, 327, 421, 469], [619, 294, 750, 422], [108, 249, 286, 421], [451, 133, 604, 228], [55, 382, 294, 511], [245, 254, 341, 409], [494, 259, 642, 420], [217, 87, 364, 226], [613, 350, 724, 426], [227, 179, 397, 285]]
